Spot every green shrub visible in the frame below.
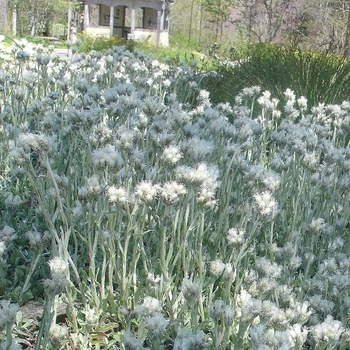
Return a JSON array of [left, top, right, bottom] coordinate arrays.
[[169, 33, 202, 52], [74, 32, 208, 70], [24, 36, 58, 47], [76, 32, 136, 53], [203, 43, 350, 108], [141, 43, 205, 66]]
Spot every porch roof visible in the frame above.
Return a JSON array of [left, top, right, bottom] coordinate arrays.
[[84, 0, 171, 11]]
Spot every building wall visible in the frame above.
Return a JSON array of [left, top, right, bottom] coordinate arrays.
[[134, 28, 168, 46], [85, 26, 110, 37]]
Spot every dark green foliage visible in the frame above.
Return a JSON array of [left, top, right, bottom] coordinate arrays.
[[202, 43, 350, 108]]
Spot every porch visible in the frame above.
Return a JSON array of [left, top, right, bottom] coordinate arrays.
[[83, 0, 172, 46]]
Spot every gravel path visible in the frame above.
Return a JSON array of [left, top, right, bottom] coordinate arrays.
[[53, 48, 70, 58]]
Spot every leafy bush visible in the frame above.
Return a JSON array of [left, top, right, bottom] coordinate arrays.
[[75, 32, 209, 70], [203, 43, 350, 109], [76, 32, 136, 53], [169, 33, 202, 52], [25, 36, 61, 47]]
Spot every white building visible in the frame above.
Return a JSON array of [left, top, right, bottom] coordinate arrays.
[[83, 0, 173, 46]]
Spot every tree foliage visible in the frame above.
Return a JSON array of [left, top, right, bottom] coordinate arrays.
[[9, 0, 79, 37], [233, 0, 304, 43], [201, 0, 234, 41], [169, 0, 350, 56], [5, 0, 350, 56]]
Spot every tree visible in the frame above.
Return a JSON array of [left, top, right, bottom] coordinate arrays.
[[233, 0, 303, 43], [301, 0, 339, 51], [170, 0, 203, 46], [343, 4, 350, 56], [8, 0, 80, 37], [201, 0, 234, 42]]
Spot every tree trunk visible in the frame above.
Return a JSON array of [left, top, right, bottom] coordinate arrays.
[[30, 16, 36, 37], [12, 4, 16, 35], [198, 4, 203, 45], [0, 0, 8, 32], [188, 0, 195, 45], [343, 9, 350, 57]]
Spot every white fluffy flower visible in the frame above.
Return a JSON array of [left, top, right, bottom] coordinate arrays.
[[135, 296, 162, 316], [17, 133, 49, 153], [180, 278, 200, 301], [0, 241, 6, 256], [0, 226, 16, 242], [288, 323, 308, 345], [161, 181, 187, 203], [86, 175, 102, 195], [176, 163, 219, 190], [255, 257, 282, 278], [83, 305, 101, 326], [224, 305, 234, 326], [0, 300, 19, 330], [50, 323, 68, 340], [303, 152, 319, 169], [92, 145, 123, 168], [209, 259, 234, 279], [310, 315, 344, 343], [48, 257, 68, 276], [182, 137, 214, 159], [145, 312, 168, 336], [174, 329, 209, 350], [107, 185, 129, 205], [257, 90, 279, 111], [26, 230, 44, 248], [253, 190, 278, 217], [162, 145, 182, 164], [196, 186, 217, 208], [4, 192, 23, 207], [284, 88, 296, 102], [122, 331, 143, 350], [227, 228, 245, 247], [310, 218, 328, 234], [261, 171, 281, 192], [210, 300, 225, 320], [297, 96, 308, 110], [135, 181, 159, 203]]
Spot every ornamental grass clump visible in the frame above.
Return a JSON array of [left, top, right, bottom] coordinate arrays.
[[205, 42, 350, 111], [0, 40, 350, 348]]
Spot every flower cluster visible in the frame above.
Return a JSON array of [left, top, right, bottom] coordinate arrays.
[[1, 42, 350, 349]]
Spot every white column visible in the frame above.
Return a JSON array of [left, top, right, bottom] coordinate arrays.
[[67, 1, 73, 42], [156, 9, 161, 46], [130, 7, 136, 36], [84, 4, 90, 30], [12, 5, 17, 36], [161, 2, 166, 30], [110, 6, 114, 37]]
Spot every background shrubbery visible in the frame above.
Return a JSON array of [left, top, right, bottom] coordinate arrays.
[[201, 43, 350, 109], [76, 33, 137, 53]]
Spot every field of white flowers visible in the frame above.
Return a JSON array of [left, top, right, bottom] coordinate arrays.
[[0, 40, 349, 349]]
